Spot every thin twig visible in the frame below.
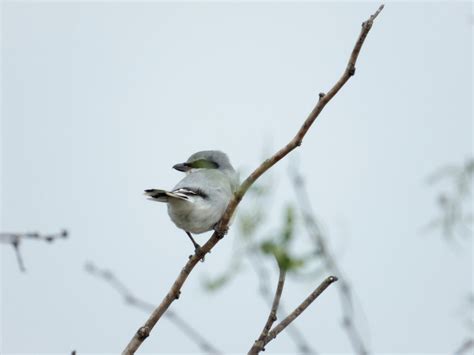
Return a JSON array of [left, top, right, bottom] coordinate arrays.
[[249, 261, 286, 354], [85, 263, 221, 355], [0, 230, 68, 243], [0, 230, 68, 272], [11, 238, 26, 272], [291, 168, 369, 354], [122, 5, 384, 353]]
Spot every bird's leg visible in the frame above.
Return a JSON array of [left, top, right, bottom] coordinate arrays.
[[185, 231, 206, 262], [185, 231, 201, 250]]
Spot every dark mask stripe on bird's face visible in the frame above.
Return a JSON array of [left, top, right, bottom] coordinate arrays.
[[187, 159, 219, 169]]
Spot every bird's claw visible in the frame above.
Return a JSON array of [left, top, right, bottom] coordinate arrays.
[[214, 225, 228, 239]]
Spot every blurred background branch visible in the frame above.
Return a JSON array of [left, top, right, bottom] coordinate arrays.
[[85, 262, 222, 355], [0, 230, 68, 272], [454, 338, 474, 355], [290, 166, 370, 355], [426, 157, 473, 353], [425, 158, 473, 240], [453, 291, 474, 355]]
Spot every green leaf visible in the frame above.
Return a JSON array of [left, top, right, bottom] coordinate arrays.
[[203, 274, 232, 291], [260, 240, 306, 272]]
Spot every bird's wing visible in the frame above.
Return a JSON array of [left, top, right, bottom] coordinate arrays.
[[144, 189, 188, 202], [144, 188, 205, 202]]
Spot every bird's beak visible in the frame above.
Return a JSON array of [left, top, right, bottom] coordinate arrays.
[[173, 163, 190, 172]]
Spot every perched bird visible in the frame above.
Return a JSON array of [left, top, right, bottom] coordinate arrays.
[[145, 150, 239, 250]]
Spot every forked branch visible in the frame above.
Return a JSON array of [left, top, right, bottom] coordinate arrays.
[[247, 251, 316, 353], [122, 5, 384, 354], [249, 275, 338, 354]]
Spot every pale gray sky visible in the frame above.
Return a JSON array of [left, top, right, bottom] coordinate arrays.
[[1, 1, 472, 354]]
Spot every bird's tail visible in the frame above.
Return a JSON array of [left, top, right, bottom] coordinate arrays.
[[144, 189, 189, 202]]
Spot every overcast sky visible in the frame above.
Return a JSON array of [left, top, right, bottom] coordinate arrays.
[[1, 1, 472, 354]]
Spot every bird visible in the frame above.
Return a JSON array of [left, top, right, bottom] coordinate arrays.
[[144, 150, 239, 250]]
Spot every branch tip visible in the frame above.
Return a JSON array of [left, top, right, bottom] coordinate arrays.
[[373, 4, 385, 20], [363, 4, 384, 29]]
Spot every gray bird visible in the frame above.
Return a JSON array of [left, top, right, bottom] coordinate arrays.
[[145, 150, 239, 250]]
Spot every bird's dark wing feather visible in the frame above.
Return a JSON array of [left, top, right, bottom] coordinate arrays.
[[144, 187, 207, 202]]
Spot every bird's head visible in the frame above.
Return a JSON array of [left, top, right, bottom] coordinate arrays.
[[173, 150, 234, 174]]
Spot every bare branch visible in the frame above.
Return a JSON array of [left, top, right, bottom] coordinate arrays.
[[85, 263, 221, 354], [247, 251, 316, 353], [249, 261, 286, 354], [123, 5, 384, 353], [0, 230, 68, 272]]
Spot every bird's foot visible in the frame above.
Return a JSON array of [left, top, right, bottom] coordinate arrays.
[[214, 224, 228, 239], [185, 231, 207, 262], [192, 240, 201, 250], [195, 245, 206, 262]]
